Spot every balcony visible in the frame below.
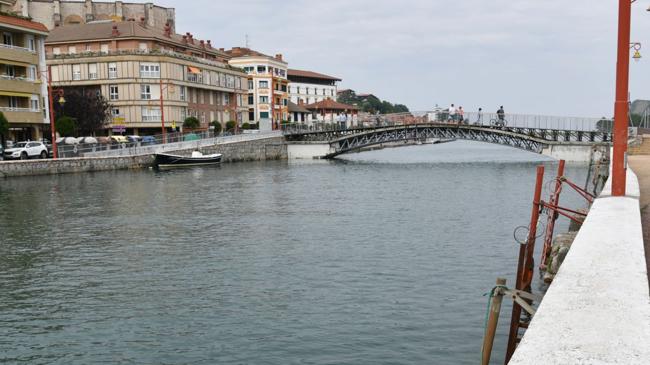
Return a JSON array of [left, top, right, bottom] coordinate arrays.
[[0, 76, 40, 94], [0, 108, 43, 124], [0, 44, 38, 65]]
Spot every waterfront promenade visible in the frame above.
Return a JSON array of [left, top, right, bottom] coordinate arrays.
[[627, 155, 650, 283]]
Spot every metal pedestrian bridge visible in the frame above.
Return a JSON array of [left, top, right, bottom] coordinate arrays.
[[283, 123, 611, 159]]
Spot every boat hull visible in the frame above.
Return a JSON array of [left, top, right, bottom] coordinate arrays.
[[154, 153, 222, 169]]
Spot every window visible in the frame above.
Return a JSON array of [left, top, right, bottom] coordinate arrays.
[[243, 66, 254, 73], [5, 65, 15, 77], [260, 111, 269, 119], [109, 85, 119, 100], [235, 77, 241, 89], [8, 96, 18, 108], [247, 80, 253, 89], [27, 65, 36, 80], [306, 87, 310, 95], [108, 62, 117, 79], [281, 84, 287, 92], [180, 86, 186, 101], [283, 99, 288, 106], [140, 84, 152, 100], [100, 44, 109, 53], [259, 80, 268, 88], [88, 63, 98, 79], [27, 36, 35, 51], [249, 110, 255, 121], [141, 106, 161, 121], [139, 63, 160, 78], [85, 44, 91, 52], [111, 108, 120, 117], [259, 96, 269, 103], [2, 32, 13, 46], [257, 65, 266, 73], [223, 93, 230, 106], [30, 96, 39, 111], [52, 47, 61, 55], [139, 42, 148, 51], [180, 107, 187, 121], [68, 46, 76, 54], [72, 64, 81, 80], [247, 94, 254, 105], [297, 86, 301, 94]]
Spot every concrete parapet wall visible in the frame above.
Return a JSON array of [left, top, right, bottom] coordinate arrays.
[[0, 155, 154, 178], [541, 144, 609, 162], [509, 168, 650, 364]]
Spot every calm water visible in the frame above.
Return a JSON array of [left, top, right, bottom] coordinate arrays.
[[0, 141, 590, 365]]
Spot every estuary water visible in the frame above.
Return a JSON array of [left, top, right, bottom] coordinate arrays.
[[0, 141, 590, 365]]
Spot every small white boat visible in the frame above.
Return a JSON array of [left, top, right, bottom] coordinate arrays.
[[154, 150, 222, 169]]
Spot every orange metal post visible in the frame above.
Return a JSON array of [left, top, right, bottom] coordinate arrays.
[[612, 0, 632, 196], [47, 66, 57, 159], [505, 165, 545, 363]]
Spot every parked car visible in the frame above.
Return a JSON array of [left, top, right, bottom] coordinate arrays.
[[127, 135, 142, 143], [141, 136, 157, 145], [4, 141, 49, 160], [110, 135, 129, 144]]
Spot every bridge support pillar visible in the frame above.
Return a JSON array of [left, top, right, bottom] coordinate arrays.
[[541, 144, 608, 163], [287, 143, 334, 159]]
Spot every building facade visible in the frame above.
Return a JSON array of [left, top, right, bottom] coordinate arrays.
[[7, 0, 175, 31], [304, 99, 359, 128], [226, 47, 288, 131], [0, 12, 50, 141], [45, 21, 248, 135], [287, 68, 340, 106]]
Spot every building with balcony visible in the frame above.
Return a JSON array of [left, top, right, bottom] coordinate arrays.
[[225, 47, 288, 131], [45, 20, 248, 135], [304, 98, 359, 128], [287, 69, 340, 106], [5, 0, 175, 31], [0, 12, 50, 141]]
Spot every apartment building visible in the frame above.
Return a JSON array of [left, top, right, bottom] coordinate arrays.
[[45, 20, 248, 135], [287, 69, 340, 106], [7, 0, 175, 31], [226, 47, 288, 131], [0, 12, 50, 141]]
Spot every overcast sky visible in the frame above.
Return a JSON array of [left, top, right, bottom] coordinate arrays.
[[158, 0, 650, 117]]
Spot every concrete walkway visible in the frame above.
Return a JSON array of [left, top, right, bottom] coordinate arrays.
[[628, 155, 650, 286]]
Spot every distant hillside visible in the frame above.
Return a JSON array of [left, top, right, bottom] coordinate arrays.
[[337, 90, 409, 114]]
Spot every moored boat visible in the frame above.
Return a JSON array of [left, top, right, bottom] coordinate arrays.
[[154, 151, 222, 169]]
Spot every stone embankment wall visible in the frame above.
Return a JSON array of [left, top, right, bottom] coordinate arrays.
[[0, 137, 287, 178], [0, 155, 154, 178]]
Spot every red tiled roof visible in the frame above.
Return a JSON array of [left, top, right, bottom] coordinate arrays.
[[287, 69, 341, 81], [304, 98, 359, 111], [224, 47, 273, 59], [0, 14, 49, 34]]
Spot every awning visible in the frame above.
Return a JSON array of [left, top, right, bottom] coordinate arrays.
[[188, 66, 200, 74], [0, 91, 32, 98]]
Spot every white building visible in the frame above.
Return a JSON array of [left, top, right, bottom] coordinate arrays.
[[288, 69, 340, 106], [226, 47, 289, 131]]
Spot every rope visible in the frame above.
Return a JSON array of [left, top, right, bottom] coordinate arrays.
[[481, 284, 509, 362]]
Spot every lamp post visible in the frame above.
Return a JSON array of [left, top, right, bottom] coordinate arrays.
[[611, 0, 634, 196], [46, 66, 58, 159]]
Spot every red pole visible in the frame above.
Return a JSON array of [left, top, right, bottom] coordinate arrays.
[[612, 0, 632, 196], [540, 160, 566, 270], [47, 66, 57, 159], [160, 77, 166, 143], [505, 165, 545, 363]]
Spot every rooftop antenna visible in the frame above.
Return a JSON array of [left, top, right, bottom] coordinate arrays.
[[245, 34, 250, 48]]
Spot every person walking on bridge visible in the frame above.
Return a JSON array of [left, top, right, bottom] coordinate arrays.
[[448, 104, 456, 123], [476, 107, 483, 125], [497, 106, 505, 126], [458, 106, 464, 124]]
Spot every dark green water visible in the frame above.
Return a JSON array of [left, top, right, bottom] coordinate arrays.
[[0, 141, 590, 364]]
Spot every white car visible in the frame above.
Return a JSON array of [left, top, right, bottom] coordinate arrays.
[[3, 141, 49, 160]]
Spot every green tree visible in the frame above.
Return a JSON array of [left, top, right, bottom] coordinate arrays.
[[210, 120, 222, 134], [225, 121, 237, 132], [0, 111, 8, 147], [183, 116, 200, 129], [56, 116, 76, 136], [596, 118, 613, 133], [54, 87, 110, 135]]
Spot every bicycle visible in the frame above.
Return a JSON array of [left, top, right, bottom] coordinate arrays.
[[490, 118, 507, 128]]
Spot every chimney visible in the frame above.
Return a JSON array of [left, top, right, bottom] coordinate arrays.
[[206, 40, 212, 48], [275, 53, 283, 61], [219, 47, 224, 52], [163, 22, 171, 37], [200, 40, 205, 48], [182, 35, 188, 44], [139, 16, 146, 27], [111, 24, 120, 37]]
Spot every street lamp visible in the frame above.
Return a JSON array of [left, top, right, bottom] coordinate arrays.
[[631, 42, 642, 62]]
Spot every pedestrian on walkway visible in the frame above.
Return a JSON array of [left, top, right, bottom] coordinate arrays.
[[476, 107, 483, 125], [448, 104, 456, 122], [497, 106, 505, 124], [458, 106, 464, 124]]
